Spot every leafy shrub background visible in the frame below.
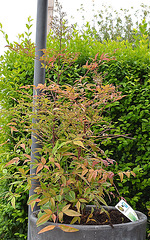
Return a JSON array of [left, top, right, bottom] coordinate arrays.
[[0, 17, 34, 240], [0, 2, 150, 239]]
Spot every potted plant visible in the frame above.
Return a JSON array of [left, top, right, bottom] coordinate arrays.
[[1, 53, 147, 240]]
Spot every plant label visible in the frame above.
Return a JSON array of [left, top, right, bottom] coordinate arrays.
[[115, 199, 139, 222]]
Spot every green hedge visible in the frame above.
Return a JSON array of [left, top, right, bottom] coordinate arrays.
[[0, 18, 34, 240]]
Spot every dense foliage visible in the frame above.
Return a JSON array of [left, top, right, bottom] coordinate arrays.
[[0, 17, 34, 240], [0, 1, 149, 238]]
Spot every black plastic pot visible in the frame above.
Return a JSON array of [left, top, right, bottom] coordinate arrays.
[[30, 206, 147, 240]]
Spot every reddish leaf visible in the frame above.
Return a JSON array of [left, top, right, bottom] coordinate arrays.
[[36, 165, 43, 174], [18, 168, 25, 175], [5, 157, 20, 167], [102, 160, 108, 167], [31, 201, 36, 212], [124, 171, 130, 178], [23, 154, 31, 160], [92, 161, 99, 167], [10, 126, 18, 134], [44, 165, 50, 171], [93, 170, 98, 180], [131, 171, 136, 177], [94, 53, 99, 60], [107, 158, 115, 164], [52, 214, 56, 223], [118, 172, 124, 182], [55, 163, 61, 169], [20, 144, 25, 150], [81, 168, 88, 176], [108, 172, 114, 179]]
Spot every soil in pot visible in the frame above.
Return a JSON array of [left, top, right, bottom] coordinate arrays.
[[35, 208, 131, 227], [63, 208, 130, 226]]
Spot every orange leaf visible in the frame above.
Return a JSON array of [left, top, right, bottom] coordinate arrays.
[[49, 157, 55, 162], [24, 159, 31, 164], [44, 209, 52, 215], [52, 214, 56, 223], [81, 168, 88, 176], [55, 163, 61, 169], [20, 144, 25, 150], [0, 140, 8, 146], [44, 165, 50, 171], [93, 170, 98, 180], [41, 157, 46, 165], [118, 172, 124, 182], [38, 225, 55, 234], [94, 52, 99, 60], [31, 201, 36, 212], [5, 157, 20, 167], [131, 171, 136, 177], [18, 168, 25, 175], [10, 126, 18, 134], [28, 198, 40, 205], [59, 225, 79, 232], [124, 171, 130, 178], [92, 161, 99, 167], [36, 165, 43, 174], [23, 154, 31, 160]]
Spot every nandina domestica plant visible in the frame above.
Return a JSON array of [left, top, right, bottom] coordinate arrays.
[[1, 53, 135, 234]]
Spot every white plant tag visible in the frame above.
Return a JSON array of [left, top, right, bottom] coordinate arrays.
[[115, 199, 139, 222]]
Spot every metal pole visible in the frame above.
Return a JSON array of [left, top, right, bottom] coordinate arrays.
[[28, 0, 48, 239]]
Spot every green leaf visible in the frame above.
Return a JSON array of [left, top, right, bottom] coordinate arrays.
[[36, 213, 51, 226], [70, 216, 80, 225], [37, 198, 49, 206], [73, 140, 85, 148], [96, 195, 107, 206], [11, 197, 15, 208], [69, 191, 75, 200], [62, 204, 71, 212], [56, 195, 62, 202], [27, 194, 39, 204], [59, 225, 79, 232], [63, 209, 81, 217]]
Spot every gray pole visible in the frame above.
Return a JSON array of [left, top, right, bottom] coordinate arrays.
[[28, 0, 48, 239]]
